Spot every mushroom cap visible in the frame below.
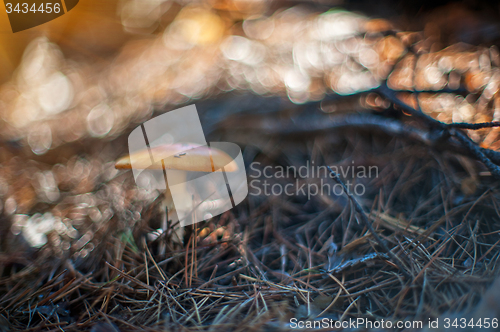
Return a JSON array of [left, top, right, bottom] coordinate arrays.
[[115, 143, 238, 172]]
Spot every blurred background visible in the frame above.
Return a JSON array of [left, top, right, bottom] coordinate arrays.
[[2, 1, 500, 329], [0, 0, 498, 151], [0, 0, 499, 262]]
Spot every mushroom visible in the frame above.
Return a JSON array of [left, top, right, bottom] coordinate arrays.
[[115, 142, 238, 227], [115, 143, 238, 172]]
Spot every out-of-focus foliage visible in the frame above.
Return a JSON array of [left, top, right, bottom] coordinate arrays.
[[0, 0, 499, 155]]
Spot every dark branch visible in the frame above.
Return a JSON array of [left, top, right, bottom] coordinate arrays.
[[448, 122, 500, 130]]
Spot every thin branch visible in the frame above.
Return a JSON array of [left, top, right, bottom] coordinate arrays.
[[377, 81, 500, 178], [376, 83, 447, 129], [448, 122, 500, 130], [451, 129, 500, 179]]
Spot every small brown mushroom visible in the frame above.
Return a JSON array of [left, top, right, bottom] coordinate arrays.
[[115, 143, 238, 172], [115, 143, 239, 230]]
